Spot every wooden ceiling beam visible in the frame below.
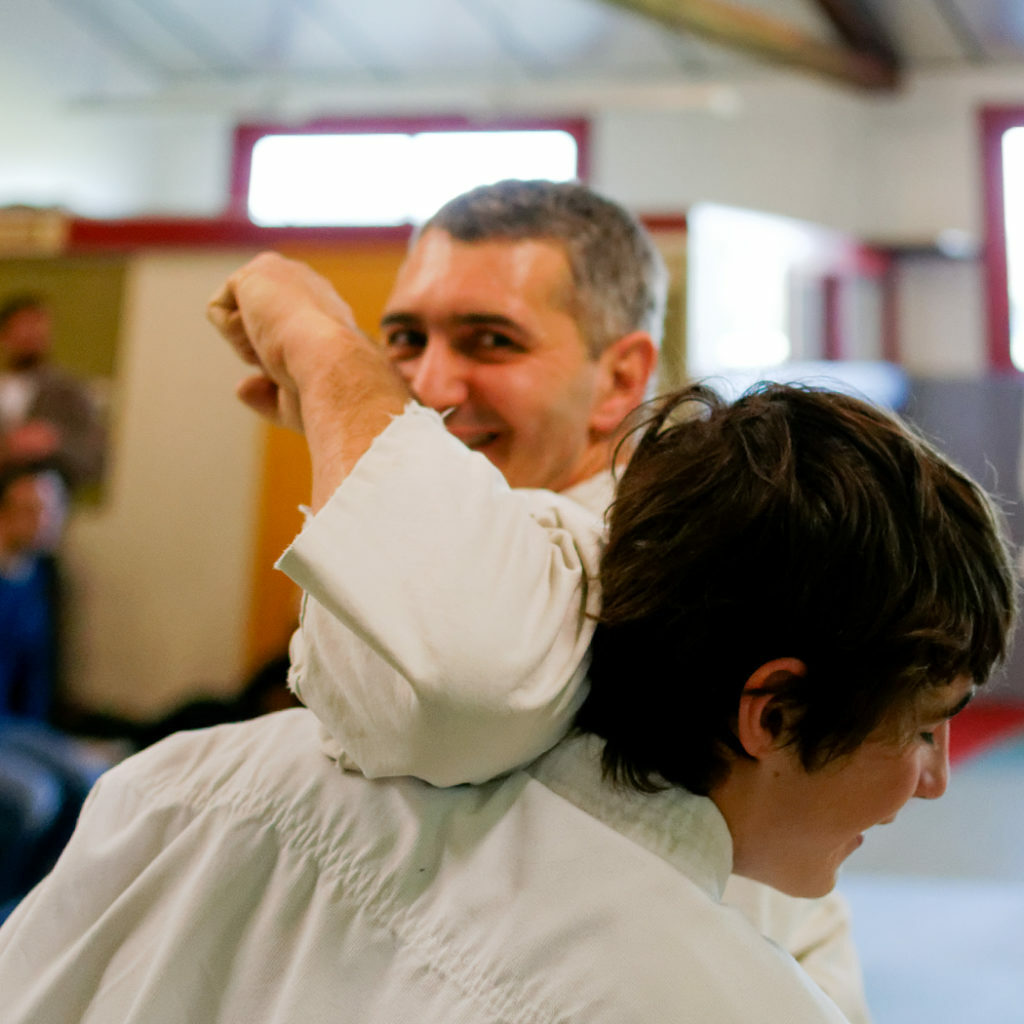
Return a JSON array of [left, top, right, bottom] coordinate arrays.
[[598, 0, 901, 91], [810, 0, 902, 66]]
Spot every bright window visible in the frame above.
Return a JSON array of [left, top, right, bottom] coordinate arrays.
[[1004, 127, 1024, 370], [686, 203, 886, 378], [980, 107, 1024, 372], [236, 120, 584, 227]]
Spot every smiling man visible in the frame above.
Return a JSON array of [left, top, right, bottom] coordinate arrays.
[[377, 191, 661, 492]]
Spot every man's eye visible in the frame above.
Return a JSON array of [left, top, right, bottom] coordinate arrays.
[[473, 331, 519, 353], [919, 731, 936, 745], [384, 331, 425, 358]]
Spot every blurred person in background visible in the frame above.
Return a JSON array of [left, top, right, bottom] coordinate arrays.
[[0, 467, 57, 722], [0, 294, 106, 548]]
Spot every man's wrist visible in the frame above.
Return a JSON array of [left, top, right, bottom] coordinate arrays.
[[295, 338, 411, 511], [281, 317, 370, 395]]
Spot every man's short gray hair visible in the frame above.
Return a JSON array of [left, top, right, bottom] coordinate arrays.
[[421, 180, 668, 356]]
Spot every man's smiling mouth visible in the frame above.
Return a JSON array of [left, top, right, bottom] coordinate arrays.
[[449, 428, 501, 449]]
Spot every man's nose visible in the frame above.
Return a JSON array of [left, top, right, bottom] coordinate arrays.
[[915, 721, 951, 800], [406, 339, 470, 412]]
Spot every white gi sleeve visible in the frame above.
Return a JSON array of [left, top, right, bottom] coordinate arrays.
[[277, 404, 603, 786]]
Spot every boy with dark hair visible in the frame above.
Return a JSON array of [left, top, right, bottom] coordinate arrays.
[[0, 359, 1013, 1021], [587, 382, 1012, 792], [580, 382, 1014, 898]]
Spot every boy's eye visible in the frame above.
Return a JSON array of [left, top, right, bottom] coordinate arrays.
[[920, 731, 936, 745]]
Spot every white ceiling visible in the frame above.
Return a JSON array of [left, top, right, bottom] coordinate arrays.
[[2, 0, 1024, 117]]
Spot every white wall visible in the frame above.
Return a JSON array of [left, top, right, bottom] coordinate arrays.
[[593, 74, 869, 233], [0, 99, 147, 218], [857, 66, 1024, 243], [595, 65, 1024, 245], [0, 63, 234, 218]]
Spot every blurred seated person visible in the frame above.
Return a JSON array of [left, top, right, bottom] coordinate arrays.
[[65, 647, 299, 751], [0, 714, 113, 922], [0, 467, 56, 723], [0, 257, 1013, 1024], [0, 294, 107, 548], [130, 649, 299, 747], [0, 466, 92, 917]]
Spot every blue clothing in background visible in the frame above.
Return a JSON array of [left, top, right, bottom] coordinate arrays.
[[0, 556, 55, 722]]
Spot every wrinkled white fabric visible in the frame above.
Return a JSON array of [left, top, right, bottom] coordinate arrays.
[[281, 403, 602, 786], [0, 711, 849, 1024]]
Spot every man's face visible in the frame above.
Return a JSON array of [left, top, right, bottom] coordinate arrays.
[[0, 475, 46, 555], [742, 675, 973, 899], [380, 229, 610, 492], [0, 308, 52, 371]]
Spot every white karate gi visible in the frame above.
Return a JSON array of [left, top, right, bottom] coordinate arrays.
[[0, 710, 848, 1024]]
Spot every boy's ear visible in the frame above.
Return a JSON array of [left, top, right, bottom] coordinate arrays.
[[735, 658, 807, 759]]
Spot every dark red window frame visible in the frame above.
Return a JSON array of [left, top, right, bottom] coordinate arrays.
[[980, 106, 1024, 373], [229, 115, 590, 221]]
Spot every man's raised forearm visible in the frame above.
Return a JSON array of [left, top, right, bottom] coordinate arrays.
[[291, 340, 408, 511], [207, 252, 410, 509]]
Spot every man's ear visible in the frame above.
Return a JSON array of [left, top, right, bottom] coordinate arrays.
[[735, 658, 807, 759], [588, 331, 658, 437]]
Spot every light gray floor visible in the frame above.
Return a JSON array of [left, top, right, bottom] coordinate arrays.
[[838, 733, 1024, 1024]]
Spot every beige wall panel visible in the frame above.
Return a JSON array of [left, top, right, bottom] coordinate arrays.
[[62, 250, 263, 719]]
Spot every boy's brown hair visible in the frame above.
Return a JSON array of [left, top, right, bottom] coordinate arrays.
[[577, 382, 1017, 794]]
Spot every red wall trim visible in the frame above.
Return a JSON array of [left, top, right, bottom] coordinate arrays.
[[880, 263, 900, 364], [822, 274, 843, 360], [229, 116, 591, 219], [640, 214, 687, 233], [64, 207, 680, 254], [980, 106, 1022, 373], [67, 217, 414, 252]]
